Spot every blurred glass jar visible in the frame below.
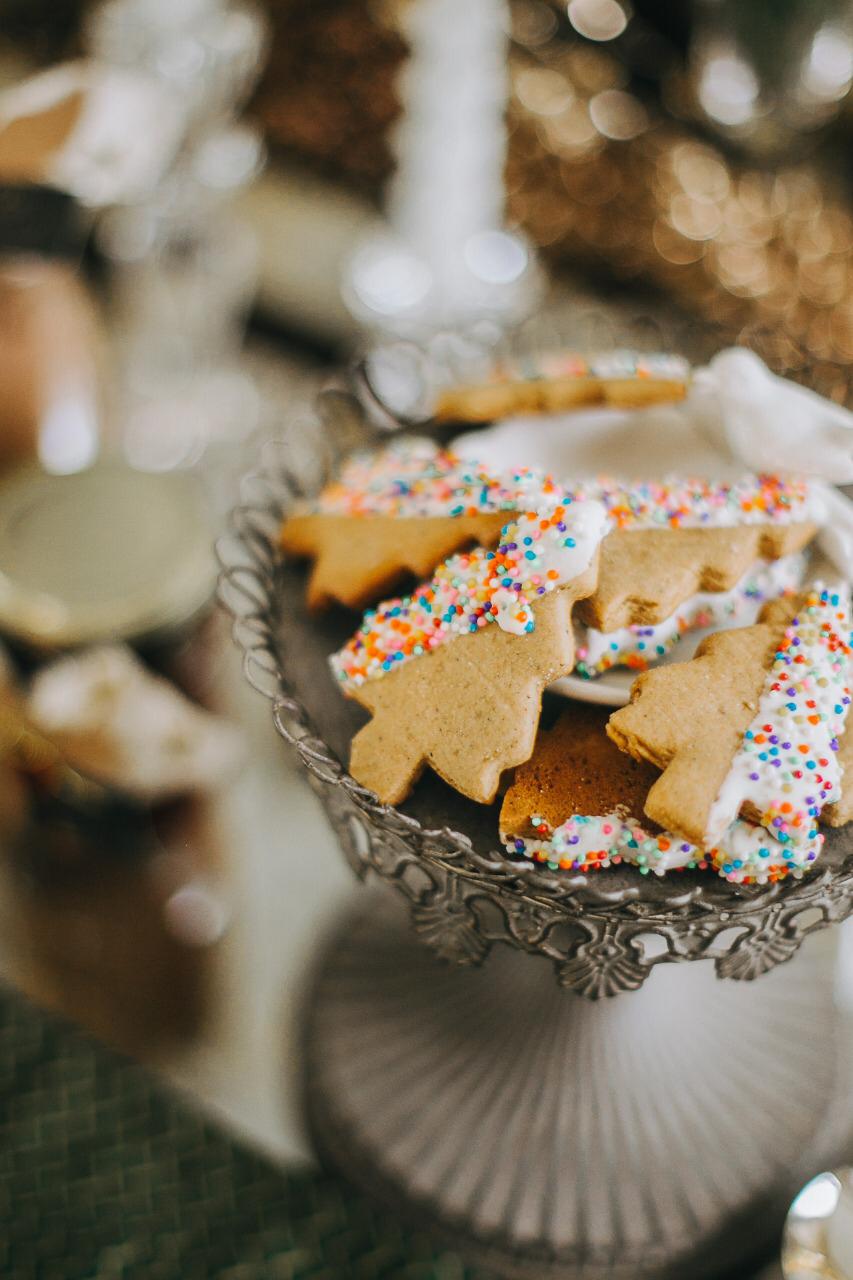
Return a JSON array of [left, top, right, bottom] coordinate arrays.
[[0, 459, 234, 999], [97, 125, 264, 472], [689, 0, 853, 157]]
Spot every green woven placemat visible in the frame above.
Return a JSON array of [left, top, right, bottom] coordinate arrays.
[[0, 987, 485, 1280]]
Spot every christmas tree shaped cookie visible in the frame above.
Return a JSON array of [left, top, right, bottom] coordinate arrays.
[[281, 440, 541, 611], [580, 522, 816, 632], [281, 510, 508, 611], [331, 497, 609, 804], [607, 587, 852, 859], [501, 704, 824, 884], [284, 439, 820, 632]]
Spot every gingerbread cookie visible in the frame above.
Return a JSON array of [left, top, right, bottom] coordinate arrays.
[[285, 441, 820, 634], [331, 498, 609, 804], [281, 511, 508, 611], [280, 440, 544, 611], [500, 706, 818, 883], [607, 587, 852, 864], [574, 552, 806, 678], [574, 473, 818, 631], [500, 704, 658, 838], [434, 351, 690, 423]]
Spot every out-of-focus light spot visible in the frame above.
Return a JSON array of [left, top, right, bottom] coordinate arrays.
[[802, 26, 853, 101], [463, 230, 528, 284], [715, 243, 770, 295], [652, 219, 706, 265], [39, 389, 99, 474], [790, 1171, 841, 1222], [668, 193, 722, 241], [124, 394, 206, 471], [543, 101, 599, 153], [515, 67, 575, 116], [164, 881, 230, 947], [671, 143, 730, 202], [589, 88, 648, 139], [511, 0, 559, 48], [567, 0, 629, 43], [349, 241, 432, 315], [697, 52, 759, 126]]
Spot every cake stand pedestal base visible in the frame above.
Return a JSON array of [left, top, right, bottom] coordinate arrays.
[[303, 890, 849, 1280]]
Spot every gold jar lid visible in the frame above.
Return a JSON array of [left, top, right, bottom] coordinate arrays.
[[0, 463, 216, 649]]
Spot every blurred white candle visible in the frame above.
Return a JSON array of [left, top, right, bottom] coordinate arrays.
[[388, 0, 509, 306]]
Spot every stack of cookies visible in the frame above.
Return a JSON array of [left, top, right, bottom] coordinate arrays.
[[280, 351, 852, 887]]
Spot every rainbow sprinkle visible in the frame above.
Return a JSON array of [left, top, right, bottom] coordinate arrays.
[[503, 810, 822, 886], [706, 585, 852, 850], [574, 553, 806, 678], [314, 440, 816, 529], [576, 473, 813, 530], [476, 349, 689, 384], [331, 496, 609, 690]]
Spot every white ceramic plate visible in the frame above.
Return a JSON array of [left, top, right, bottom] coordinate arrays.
[[550, 627, 710, 707], [551, 547, 840, 708]]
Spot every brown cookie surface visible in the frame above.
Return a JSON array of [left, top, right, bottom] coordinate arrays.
[[347, 559, 599, 806], [280, 511, 508, 612], [500, 704, 660, 838], [579, 523, 816, 632], [435, 376, 600, 423], [606, 598, 801, 845], [434, 370, 687, 423]]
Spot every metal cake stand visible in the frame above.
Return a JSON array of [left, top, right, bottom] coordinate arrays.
[[218, 391, 853, 1280]]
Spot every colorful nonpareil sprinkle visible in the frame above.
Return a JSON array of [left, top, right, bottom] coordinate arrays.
[[575, 473, 815, 530], [706, 585, 852, 850], [331, 497, 609, 690], [503, 810, 823, 886], [574, 553, 806, 679], [314, 439, 817, 530], [588, 351, 690, 382], [317, 440, 548, 518], [481, 350, 690, 384]]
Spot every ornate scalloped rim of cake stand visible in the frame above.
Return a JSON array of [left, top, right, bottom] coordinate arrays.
[[218, 433, 853, 996]]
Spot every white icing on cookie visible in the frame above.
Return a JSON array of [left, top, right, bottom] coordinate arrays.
[[574, 553, 806, 678], [705, 585, 852, 852], [503, 810, 821, 885], [331, 496, 610, 688]]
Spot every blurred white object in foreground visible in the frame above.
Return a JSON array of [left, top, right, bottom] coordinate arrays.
[[783, 1167, 853, 1278], [86, 0, 267, 133], [0, 61, 186, 206], [28, 646, 245, 802], [345, 0, 539, 331]]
